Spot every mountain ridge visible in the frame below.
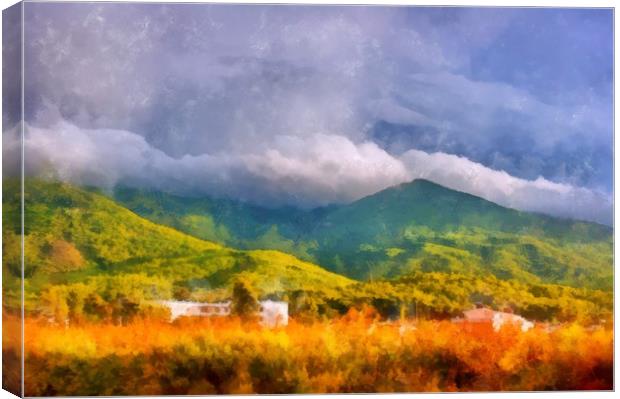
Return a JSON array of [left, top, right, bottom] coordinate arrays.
[[2, 178, 612, 324], [110, 178, 613, 289], [2, 179, 354, 310]]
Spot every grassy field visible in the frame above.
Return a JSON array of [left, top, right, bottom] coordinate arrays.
[[3, 312, 613, 395]]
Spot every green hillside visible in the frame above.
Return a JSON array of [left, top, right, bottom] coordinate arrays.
[[2, 179, 612, 323], [308, 180, 613, 288], [113, 186, 324, 258], [313, 179, 611, 241], [112, 180, 613, 290], [2, 179, 353, 311]]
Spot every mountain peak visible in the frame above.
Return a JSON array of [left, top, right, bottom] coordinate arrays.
[[395, 178, 483, 199]]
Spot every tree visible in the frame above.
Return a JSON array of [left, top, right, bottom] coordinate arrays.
[[173, 284, 192, 301], [40, 286, 69, 325], [46, 239, 85, 272], [83, 292, 110, 321], [289, 290, 320, 323], [2, 231, 22, 277], [66, 284, 89, 323], [231, 279, 259, 320]]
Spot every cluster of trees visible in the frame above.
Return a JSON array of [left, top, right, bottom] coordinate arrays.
[[345, 272, 614, 324], [36, 269, 612, 327], [38, 274, 172, 325], [314, 228, 613, 291], [267, 272, 612, 325], [37, 276, 270, 325], [230, 280, 260, 319], [6, 311, 612, 395]]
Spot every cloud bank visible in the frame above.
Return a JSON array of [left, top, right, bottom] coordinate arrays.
[[20, 4, 612, 189], [6, 119, 611, 225], [399, 149, 612, 226], [3, 4, 612, 225]]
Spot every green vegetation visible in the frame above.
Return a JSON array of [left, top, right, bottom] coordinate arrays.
[[340, 272, 613, 324], [2, 179, 353, 313], [231, 279, 260, 319], [38, 273, 172, 324], [2, 178, 612, 325], [113, 179, 613, 290], [112, 185, 319, 249]]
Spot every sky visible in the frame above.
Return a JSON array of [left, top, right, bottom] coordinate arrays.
[[2, 3, 614, 225]]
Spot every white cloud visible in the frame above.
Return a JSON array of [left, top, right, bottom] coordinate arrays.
[[9, 119, 612, 225], [400, 149, 612, 225], [243, 134, 410, 205], [10, 4, 611, 226], [21, 4, 612, 193]]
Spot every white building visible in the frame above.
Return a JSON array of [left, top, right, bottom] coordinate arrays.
[[453, 307, 534, 332], [492, 310, 534, 332], [158, 299, 288, 327], [158, 300, 231, 320], [259, 300, 288, 327]]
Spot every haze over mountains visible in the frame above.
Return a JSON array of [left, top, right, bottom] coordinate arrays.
[[3, 6, 612, 227]]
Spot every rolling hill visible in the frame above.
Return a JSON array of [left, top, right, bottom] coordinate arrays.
[[2, 179, 612, 322], [1, 179, 354, 310], [112, 179, 613, 290], [308, 179, 613, 288]]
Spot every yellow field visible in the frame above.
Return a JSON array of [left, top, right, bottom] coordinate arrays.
[[2, 310, 613, 395]]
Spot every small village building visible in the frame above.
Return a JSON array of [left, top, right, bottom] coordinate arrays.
[[259, 300, 288, 327], [453, 306, 534, 332], [158, 300, 232, 320], [158, 299, 288, 327]]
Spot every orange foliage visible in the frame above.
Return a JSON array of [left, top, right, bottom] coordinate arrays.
[[2, 314, 612, 395], [47, 240, 85, 272]]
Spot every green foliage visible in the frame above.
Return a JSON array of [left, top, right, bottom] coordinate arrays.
[[3, 178, 612, 324], [309, 180, 612, 288], [336, 272, 613, 323], [231, 279, 260, 319], [111, 180, 613, 290], [4, 179, 353, 313], [180, 214, 232, 244], [3, 230, 22, 277], [39, 273, 173, 324]]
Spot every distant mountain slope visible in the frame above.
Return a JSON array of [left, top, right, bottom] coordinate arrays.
[[112, 185, 318, 243], [112, 179, 613, 290], [309, 180, 613, 288], [314, 179, 611, 240], [2, 179, 354, 309], [113, 185, 329, 258]]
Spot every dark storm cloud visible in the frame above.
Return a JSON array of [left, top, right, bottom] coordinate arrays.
[[13, 3, 613, 224]]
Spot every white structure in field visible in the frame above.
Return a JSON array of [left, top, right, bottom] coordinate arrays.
[[491, 310, 534, 332], [158, 300, 231, 320], [453, 306, 534, 332], [158, 299, 288, 327], [259, 300, 288, 327]]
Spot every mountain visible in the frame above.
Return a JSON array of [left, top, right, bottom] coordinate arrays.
[[308, 180, 613, 287], [313, 179, 611, 240], [112, 179, 613, 290], [2, 179, 612, 323], [112, 185, 332, 262], [2, 179, 354, 310]]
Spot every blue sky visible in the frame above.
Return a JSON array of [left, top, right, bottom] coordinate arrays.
[[7, 3, 614, 224]]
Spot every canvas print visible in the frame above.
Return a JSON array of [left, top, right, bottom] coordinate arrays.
[[2, 2, 614, 396]]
